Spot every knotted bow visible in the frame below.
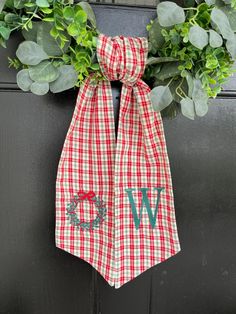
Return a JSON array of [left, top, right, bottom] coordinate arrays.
[[97, 34, 147, 86], [55, 33, 181, 289], [94, 33, 163, 162]]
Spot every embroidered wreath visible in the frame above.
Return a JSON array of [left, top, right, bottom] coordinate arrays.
[[1, 0, 236, 119], [66, 190, 107, 231]]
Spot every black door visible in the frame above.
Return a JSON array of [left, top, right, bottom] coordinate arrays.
[[0, 3, 236, 314]]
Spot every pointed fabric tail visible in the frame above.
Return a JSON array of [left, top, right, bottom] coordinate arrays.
[[55, 76, 116, 286], [55, 33, 181, 289]]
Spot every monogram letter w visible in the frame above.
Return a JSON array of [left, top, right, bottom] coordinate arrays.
[[125, 187, 165, 229]]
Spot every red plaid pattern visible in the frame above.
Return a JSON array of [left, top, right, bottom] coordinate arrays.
[[55, 33, 181, 288]]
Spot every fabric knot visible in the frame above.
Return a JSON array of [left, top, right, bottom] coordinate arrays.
[[97, 33, 148, 86]]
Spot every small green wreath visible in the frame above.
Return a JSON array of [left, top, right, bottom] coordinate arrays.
[[1, 0, 236, 120], [66, 191, 107, 231]]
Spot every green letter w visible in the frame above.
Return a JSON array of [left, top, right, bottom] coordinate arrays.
[[125, 187, 164, 229]]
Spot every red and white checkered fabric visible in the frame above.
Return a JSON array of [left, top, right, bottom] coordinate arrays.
[[55, 33, 181, 288]]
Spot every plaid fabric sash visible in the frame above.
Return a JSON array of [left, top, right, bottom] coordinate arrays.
[[55, 33, 181, 289]]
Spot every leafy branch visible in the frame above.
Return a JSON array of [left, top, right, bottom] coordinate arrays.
[[0, 0, 103, 95], [145, 0, 236, 119]]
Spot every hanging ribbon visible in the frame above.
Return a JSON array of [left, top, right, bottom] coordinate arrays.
[[55, 33, 181, 289]]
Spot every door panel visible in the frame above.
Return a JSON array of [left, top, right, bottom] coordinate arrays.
[[0, 90, 95, 314]]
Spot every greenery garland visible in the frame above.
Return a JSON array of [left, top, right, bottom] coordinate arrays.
[[0, 0, 102, 94], [0, 0, 236, 120], [145, 0, 236, 119]]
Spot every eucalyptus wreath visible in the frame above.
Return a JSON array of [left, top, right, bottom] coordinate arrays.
[[0, 0, 236, 119], [66, 192, 107, 231]]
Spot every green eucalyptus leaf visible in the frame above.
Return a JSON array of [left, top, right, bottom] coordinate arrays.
[[50, 65, 77, 93], [209, 29, 223, 47], [205, 0, 216, 5], [0, 24, 11, 40], [30, 81, 49, 95], [63, 6, 74, 22], [24, 3, 37, 8], [37, 22, 71, 56], [42, 17, 54, 22], [226, 34, 236, 58], [180, 97, 195, 120], [0, 0, 7, 13], [157, 1, 185, 27], [146, 56, 178, 66], [211, 7, 234, 40], [67, 22, 79, 36], [16, 69, 33, 91], [29, 60, 59, 83], [145, 64, 162, 80], [4, 13, 21, 24], [36, 0, 49, 8], [16, 41, 48, 65], [214, 0, 226, 5], [22, 22, 39, 41], [155, 62, 181, 81], [186, 72, 194, 97], [150, 85, 173, 112], [221, 6, 236, 31], [13, 0, 24, 9], [189, 25, 208, 49], [90, 63, 100, 70], [40, 7, 52, 14], [78, 1, 96, 27], [4, 0, 14, 9], [192, 79, 209, 117], [74, 7, 87, 25], [0, 37, 6, 47], [148, 19, 165, 54]]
